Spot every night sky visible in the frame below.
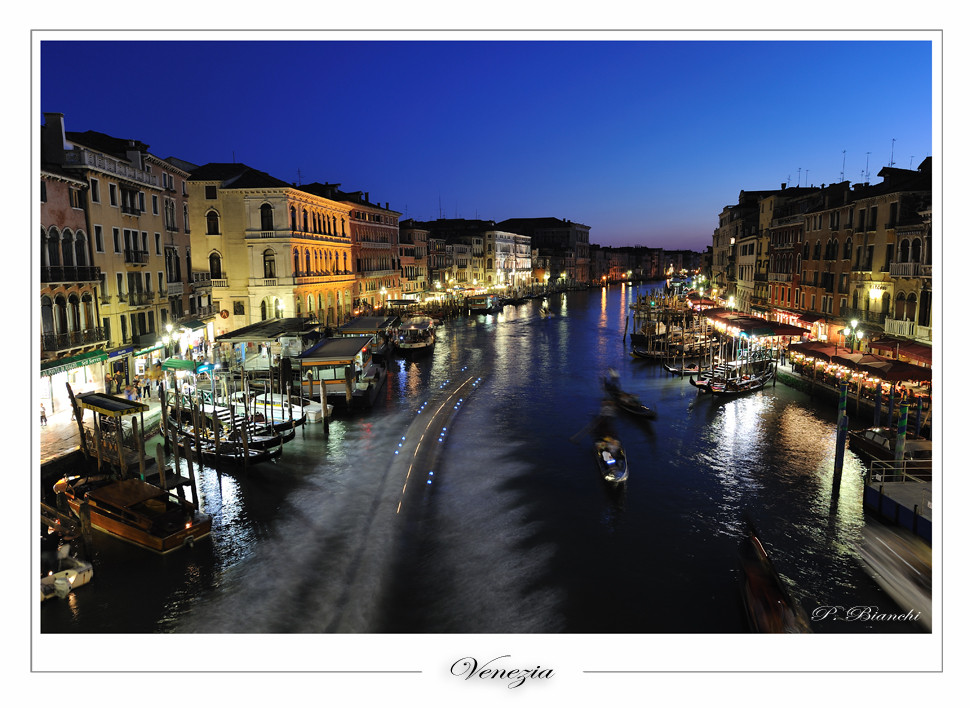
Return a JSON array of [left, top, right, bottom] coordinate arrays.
[[40, 37, 931, 251]]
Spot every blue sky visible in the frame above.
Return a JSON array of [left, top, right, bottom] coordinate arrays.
[[40, 37, 932, 251]]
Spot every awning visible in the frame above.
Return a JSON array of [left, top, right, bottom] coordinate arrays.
[[869, 337, 932, 365], [133, 343, 164, 357], [161, 358, 198, 372], [178, 319, 207, 331], [41, 349, 107, 377]]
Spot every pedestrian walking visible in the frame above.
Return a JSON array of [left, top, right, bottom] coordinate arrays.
[[40, 403, 47, 426]]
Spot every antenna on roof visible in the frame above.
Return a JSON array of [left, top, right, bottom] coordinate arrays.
[[889, 138, 896, 167], [865, 152, 871, 182], [841, 150, 846, 182]]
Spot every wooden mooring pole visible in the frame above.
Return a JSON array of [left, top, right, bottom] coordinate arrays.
[[832, 383, 849, 499]]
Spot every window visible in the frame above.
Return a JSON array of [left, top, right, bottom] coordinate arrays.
[[94, 225, 104, 252], [206, 210, 220, 235], [205, 185, 217, 199], [40, 180, 47, 202], [70, 188, 83, 209], [90, 178, 100, 203], [155, 233, 161, 255], [263, 250, 276, 278], [138, 192, 146, 213], [260, 203, 274, 231], [113, 227, 121, 253], [109, 183, 118, 206], [183, 204, 190, 233], [152, 195, 159, 214], [116, 272, 124, 297], [209, 253, 223, 279]]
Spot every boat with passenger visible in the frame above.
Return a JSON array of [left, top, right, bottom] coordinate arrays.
[[603, 373, 657, 419], [298, 335, 387, 408], [467, 294, 502, 314], [593, 435, 629, 485]]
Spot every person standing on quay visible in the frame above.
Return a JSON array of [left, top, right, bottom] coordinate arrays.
[[40, 403, 47, 426]]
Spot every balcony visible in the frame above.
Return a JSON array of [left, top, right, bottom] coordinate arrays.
[[125, 291, 152, 306], [768, 272, 792, 282], [120, 203, 142, 217], [167, 281, 184, 297], [41, 264, 102, 284], [124, 249, 149, 265], [840, 307, 887, 327], [211, 278, 228, 288], [41, 327, 107, 353], [884, 318, 916, 338]]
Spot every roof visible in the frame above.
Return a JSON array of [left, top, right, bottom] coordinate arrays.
[[188, 162, 291, 189], [216, 317, 319, 343], [336, 315, 400, 333], [702, 308, 809, 338], [299, 336, 372, 363], [75, 392, 149, 417], [869, 337, 932, 365], [65, 130, 149, 159], [87, 478, 166, 508]]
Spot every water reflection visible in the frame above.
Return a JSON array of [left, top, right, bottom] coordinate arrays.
[[41, 287, 925, 635]]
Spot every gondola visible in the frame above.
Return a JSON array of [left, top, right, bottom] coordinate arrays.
[[709, 366, 774, 397], [688, 375, 713, 393], [629, 346, 664, 360], [663, 361, 702, 376], [593, 435, 629, 485], [739, 516, 812, 633], [603, 377, 658, 419]]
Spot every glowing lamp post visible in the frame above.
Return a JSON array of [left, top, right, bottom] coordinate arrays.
[[843, 319, 864, 352]]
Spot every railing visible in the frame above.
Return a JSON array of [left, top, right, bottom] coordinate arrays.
[[126, 291, 152, 306], [916, 325, 932, 343], [919, 264, 931, 278], [120, 204, 142, 216], [41, 327, 106, 352], [124, 249, 149, 265], [868, 459, 932, 485], [840, 307, 887, 326], [167, 281, 184, 297], [41, 265, 102, 283], [61, 147, 158, 187], [884, 318, 916, 338], [768, 272, 792, 282], [211, 278, 228, 288]]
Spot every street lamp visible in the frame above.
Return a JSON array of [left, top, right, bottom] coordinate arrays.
[[843, 319, 864, 352], [728, 295, 736, 312]]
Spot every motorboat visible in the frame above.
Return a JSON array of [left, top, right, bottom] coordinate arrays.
[[855, 522, 931, 630], [396, 315, 436, 354], [848, 426, 931, 462], [53, 475, 212, 554], [40, 536, 93, 602], [593, 436, 629, 485]]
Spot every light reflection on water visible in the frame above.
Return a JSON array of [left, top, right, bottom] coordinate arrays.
[[41, 285, 922, 634]]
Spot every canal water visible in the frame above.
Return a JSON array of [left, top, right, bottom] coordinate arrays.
[[40, 284, 923, 635]]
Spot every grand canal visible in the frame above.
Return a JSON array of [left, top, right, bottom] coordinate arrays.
[[40, 283, 926, 635]]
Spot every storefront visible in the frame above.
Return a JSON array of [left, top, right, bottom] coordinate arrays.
[[104, 345, 135, 395], [40, 349, 107, 414]]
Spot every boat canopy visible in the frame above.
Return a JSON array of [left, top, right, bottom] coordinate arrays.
[[75, 392, 149, 417]]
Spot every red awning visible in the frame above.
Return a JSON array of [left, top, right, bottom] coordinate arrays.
[[869, 337, 933, 365]]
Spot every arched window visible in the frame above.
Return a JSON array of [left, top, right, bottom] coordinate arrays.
[[263, 249, 277, 278], [906, 292, 918, 321], [293, 248, 301, 275], [305, 249, 311, 273], [183, 204, 190, 232], [303, 209, 309, 233], [41, 296, 54, 336], [843, 237, 852, 260], [53, 295, 68, 335], [813, 240, 821, 260], [206, 210, 220, 235], [46, 228, 61, 267], [74, 232, 89, 266], [911, 238, 922, 264], [290, 207, 297, 231], [260, 203, 274, 231], [894, 292, 907, 319], [898, 239, 910, 263], [209, 252, 223, 279], [61, 229, 75, 267], [274, 298, 284, 318], [260, 300, 268, 321]]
